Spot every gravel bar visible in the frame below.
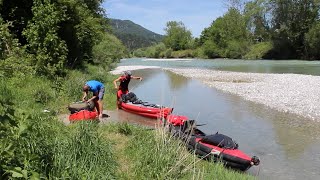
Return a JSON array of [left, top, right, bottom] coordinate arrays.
[[165, 68, 320, 121]]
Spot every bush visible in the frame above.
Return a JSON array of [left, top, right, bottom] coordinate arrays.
[[93, 33, 126, 70], [244, 41, 273, 59], [305, 22, 320, 59], [202, 40, 220, 58]]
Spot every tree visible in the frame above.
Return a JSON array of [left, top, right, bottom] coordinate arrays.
[[244, 0, 270, 42], [305, 22, 320, 59], [270, 0, 319, 58], [163, 21, 192, 51], [199, 8, 250, 58], [23, 0, 68, 78]]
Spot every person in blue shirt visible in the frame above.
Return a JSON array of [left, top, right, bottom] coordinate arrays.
[[82, 80, 105, 119]]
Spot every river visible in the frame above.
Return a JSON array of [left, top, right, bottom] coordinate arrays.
[[111, 58, 320, 180]]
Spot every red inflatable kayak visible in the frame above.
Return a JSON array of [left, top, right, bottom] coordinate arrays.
[[119, 102, 173, 119], [165, 115, 260, 171], [69, 110, 98, 122]]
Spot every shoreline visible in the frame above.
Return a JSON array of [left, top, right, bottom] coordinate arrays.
[[166, 68, 320, 122], [112, 65, 320, 121], [109, 65, 160, 75]]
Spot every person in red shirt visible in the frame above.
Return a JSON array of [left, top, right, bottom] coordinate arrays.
[[113, 71, 142, 108]]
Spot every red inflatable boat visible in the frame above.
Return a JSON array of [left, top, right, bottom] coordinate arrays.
[[120, 102, 173, 119], [165, 115, 260, 171], [69, 110, 98, 122]]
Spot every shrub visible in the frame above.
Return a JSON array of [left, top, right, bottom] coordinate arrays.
[[244, 41, 273, 59]]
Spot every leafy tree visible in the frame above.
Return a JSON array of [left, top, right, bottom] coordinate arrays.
[[0, 0, 34, 45], [92, 33, 126, 69], [163, 21, 192, 51], [23, 0, 68, 78], [200, 8, 250, 58], [305, 22, 320, 59], [58, 0, 108, 68], [244, 0, 270, 42], [269, 0, 319, 58], [0, 18, 33, 77]]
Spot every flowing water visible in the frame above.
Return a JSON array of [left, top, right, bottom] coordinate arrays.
[[113, 58, 320, 180]]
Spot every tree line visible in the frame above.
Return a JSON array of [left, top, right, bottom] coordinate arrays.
[[0, 0, 126, 79], [134, 0, 320, 60]]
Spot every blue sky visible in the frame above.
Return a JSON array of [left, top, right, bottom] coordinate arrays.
[[102, 0, 227, 37]]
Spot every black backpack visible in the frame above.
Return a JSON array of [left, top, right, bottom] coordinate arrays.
[[200, 132, 239, 149], [68, 101, 95, 114], [121, 92, 138, 103]]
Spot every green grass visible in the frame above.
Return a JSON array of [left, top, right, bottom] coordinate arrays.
[[100, 123, 255, 180], [1, 65, 255, 180]]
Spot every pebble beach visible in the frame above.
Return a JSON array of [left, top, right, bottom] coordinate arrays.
[[110, 65, 320, 121], [166, 68, 320, 122]]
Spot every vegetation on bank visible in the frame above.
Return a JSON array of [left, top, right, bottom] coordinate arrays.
[[133, 0, 320, 60], [1, 0, 256, 179], [0, 64, 255, 179]]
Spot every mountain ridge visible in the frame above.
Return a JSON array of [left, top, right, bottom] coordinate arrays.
[[110, 18, 164, 50]]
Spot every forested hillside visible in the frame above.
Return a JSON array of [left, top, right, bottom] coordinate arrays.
[[110, 18, 163, 50], [134, 0, 320, 60]]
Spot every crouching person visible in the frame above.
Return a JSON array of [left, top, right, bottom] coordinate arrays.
[[82, 80, 105, 119]]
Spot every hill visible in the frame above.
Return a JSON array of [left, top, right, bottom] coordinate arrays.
[[110, 19, 164, 50]]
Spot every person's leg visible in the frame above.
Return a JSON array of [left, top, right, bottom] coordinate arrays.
[[98, 88, 105, 118], [117, 90, 123, 109], [97, 100, 103, 118]]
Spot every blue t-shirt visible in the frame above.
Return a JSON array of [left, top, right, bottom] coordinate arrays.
[[85, 80, 104, 93]]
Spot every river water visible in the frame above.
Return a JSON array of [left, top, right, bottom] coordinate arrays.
[[113, 58, 320, 180]]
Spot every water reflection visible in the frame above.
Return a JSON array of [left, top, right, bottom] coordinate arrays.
[[165, 70, 190, 91], [125, 68, 320, 179]]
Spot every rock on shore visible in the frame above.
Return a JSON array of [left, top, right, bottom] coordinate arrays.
[[166, 68, 320, 121]]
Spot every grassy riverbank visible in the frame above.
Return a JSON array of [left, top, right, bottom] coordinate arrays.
[[0, 65, 254, 179]]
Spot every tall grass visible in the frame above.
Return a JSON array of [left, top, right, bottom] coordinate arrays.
[[1, 64, 255, 179], [0, 65, 118, 179], [50, 121, 116, 179], [100, 122, 255, 180]]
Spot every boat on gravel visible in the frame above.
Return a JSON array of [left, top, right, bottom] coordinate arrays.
[[164, 114, 260, 171], [119, 92, 173, 119]]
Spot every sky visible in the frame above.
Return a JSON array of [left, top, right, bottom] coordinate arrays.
[[102, 0, 228, 37]]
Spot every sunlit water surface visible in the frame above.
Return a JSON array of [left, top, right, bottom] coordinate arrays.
[[112, 58, 320, 180]]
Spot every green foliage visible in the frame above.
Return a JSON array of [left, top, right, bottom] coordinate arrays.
[[200, 8, 251, 58], [0, 18, 33, 77], [0, 80, 16, 176], [225, 40, 250, 59], [123, 124, 255, 180], [0, 70, 117, 179], [170, 49, 196, 58], [0, 0, 34, 46], [163, 21, 193, 51], [93, 33, 126, 69], [23, 0, 68, 78], [244, 41, 273, 59], [117, 122, 133, 136], [110, 19, 164, 50], [202, 40, 220, 58], [244, 0, 270, 42], [51, 121, 116, 179], [270, 0, 319, 58], [305, 22, 320, 59]]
